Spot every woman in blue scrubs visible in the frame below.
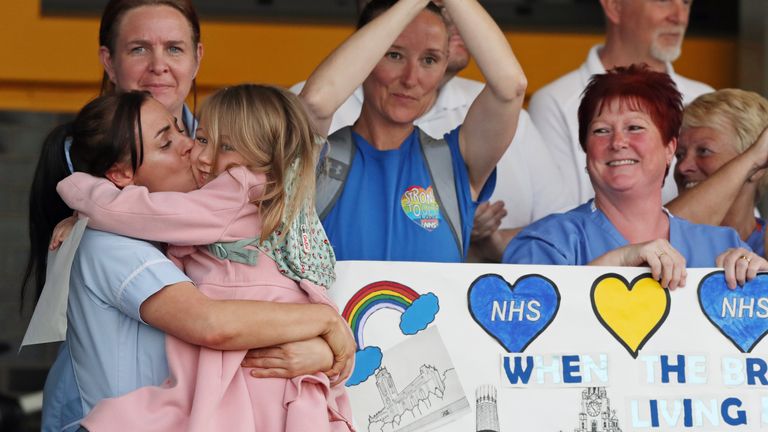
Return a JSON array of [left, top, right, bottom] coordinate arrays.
[[503, 65, 768, 290]]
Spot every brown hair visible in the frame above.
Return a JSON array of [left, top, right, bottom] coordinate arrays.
[[24, 91, 151, 305], [98, 0, 201, 98], [356, 0, 444, 29], [198, 84, 319, 242]]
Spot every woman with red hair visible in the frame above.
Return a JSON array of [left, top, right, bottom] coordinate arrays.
[[503, 65, 768, 290]]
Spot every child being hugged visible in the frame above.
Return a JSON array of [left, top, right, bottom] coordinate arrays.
[[57, 84, 354, 432]]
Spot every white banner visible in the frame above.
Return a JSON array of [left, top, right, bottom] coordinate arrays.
[[329, 261, 768, 431]]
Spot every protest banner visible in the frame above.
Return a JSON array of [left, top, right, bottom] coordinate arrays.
[[329, 261, 768, 431]]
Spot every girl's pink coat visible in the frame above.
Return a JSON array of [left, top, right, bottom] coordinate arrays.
[[58, 167, 354, 432]]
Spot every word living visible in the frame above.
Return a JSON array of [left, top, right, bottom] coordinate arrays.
[[502, 354, 609, 387], [490, 299, 541, 322], [629, 396, 768, 429]]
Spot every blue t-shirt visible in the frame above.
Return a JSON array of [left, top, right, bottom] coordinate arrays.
[[322, 126, 495, 262], [502, 200, 749, 267], [41, 229, 190, 431], [746, 217, 765, 257]]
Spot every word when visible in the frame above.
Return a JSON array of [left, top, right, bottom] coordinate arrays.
[[502, 354, 608, 386]]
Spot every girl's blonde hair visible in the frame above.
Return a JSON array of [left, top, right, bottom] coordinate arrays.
[[682, 88, 768, 202], [198, 84, 319, 242]]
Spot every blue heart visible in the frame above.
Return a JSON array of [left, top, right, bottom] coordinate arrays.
[[467, 274, 560, 352], [698, 271, 768, 353]]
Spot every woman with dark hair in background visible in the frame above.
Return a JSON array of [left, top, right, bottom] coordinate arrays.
[[98, 0, 202, 129], [23, 0, 202, 308]]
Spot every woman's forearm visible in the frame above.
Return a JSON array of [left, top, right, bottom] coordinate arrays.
[[447, 0, 527, 195], [141, 282, 340, 351], [667, 126, 768, 224], [443, 0, 526, 102], [666, 151, 757, 225], [300, 0, 430, 136]]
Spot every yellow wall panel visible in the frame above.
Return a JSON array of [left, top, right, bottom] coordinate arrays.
[[0, 2, 736, 112]]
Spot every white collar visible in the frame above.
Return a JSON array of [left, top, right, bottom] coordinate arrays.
[[585, 44, 678, 80]]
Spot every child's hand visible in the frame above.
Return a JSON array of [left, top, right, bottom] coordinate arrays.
[[49, 215, 78, 250]]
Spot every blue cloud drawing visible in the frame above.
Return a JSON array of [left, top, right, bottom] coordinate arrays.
[[346, 346, 383, 387], [399, 292, 439, 335]]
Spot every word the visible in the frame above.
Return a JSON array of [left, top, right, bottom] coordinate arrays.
[[639, 355, 707, 384]]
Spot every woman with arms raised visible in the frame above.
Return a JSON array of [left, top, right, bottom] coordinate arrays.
[[301, 0, 527, 262], [503, 65, 768, 290]]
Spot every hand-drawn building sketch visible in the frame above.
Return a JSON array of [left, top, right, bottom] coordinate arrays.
[[369, 364, 452, 430], [352, 326, 469, 432], [573, 387, 622, 432]]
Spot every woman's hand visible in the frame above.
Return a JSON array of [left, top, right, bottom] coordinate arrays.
[[49, 214, 78, 250], [242, 337, 333, 378], [591, 239, 688, 290], [471, 201, 507, 241], [716, 248, 768, 289], [321, 312, 357, 385]]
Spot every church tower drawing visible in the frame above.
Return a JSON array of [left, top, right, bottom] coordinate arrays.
[[573, 387, 621, 432], [375, 367, 398, 405], [369, 364, 448, 428]]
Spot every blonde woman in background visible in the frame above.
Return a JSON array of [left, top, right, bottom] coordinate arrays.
[[674, 89, 768, 257]]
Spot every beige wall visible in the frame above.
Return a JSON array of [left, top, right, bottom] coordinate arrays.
[[0, 2, 737, 112]]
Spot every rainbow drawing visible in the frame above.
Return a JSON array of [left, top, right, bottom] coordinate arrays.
[[342, 281, 421, 348]]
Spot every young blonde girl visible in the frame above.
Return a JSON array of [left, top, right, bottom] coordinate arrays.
[[56, 84, 354, 432]]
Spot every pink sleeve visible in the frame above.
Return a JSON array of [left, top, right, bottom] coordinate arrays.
[[57, 167, 263, 246]]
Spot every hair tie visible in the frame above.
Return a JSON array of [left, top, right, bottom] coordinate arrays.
[[63, 136, 75, 174]]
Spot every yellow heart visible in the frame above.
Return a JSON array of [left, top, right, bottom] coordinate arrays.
[[591, 274, 671, 358]]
